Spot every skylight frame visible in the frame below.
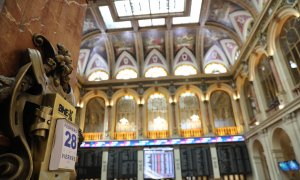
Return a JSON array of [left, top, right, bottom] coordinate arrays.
[[112, 0, 189, 20]]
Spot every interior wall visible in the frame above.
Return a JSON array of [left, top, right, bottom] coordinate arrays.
[[0, 0, 86, 86]]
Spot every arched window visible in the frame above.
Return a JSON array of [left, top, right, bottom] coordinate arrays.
[[178, 92, 201, 130], [147, 93, 168, 131], [257, 56, 279, 109], [115, 95, 136, 132], [243, 79, 258, 123], [84, 97, 105, 133], [280, 17, 300, 85], [210, 91, 235, 128]]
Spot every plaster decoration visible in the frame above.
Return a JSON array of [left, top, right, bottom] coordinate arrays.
[[85, 53, 109, 80], [204, 45, 229, 69], [142, 30, 165, 57], [114, 51, 138, 76], [229, 11, 254, 42], [173, 47, 198, 70], [220, 39, 240, 65], [144, 49, 168, 74], [111, 31, 136, 59], [77, 49, 90, 75]]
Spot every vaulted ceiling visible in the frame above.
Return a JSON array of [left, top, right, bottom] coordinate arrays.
[[77, 0, 269, 83]]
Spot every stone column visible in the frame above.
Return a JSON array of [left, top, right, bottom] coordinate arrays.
[[204, 100, 212, 134], [267, 56, 284, 93], [137, 149, 144, 180], [283, 112, 300, 162], [210, 144, 221, 179], [101, 150, 109, 180], [234, 98, 245, 133], [173, 147, 182, 180], [260, 130, 279, 180], [106, 105, 112, 139], [138, 103, 144, 139], [171, 101, 178, 137]]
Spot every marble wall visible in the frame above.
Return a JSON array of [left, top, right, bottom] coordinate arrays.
[[0, 0, 86, 85]]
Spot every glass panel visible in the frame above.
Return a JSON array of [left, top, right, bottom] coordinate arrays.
[[84, 97, 105, 132], [210, 91, 235, 128], [138, 18, 165, 27], [173, 0, 202, 24], [178, 92, 201, 130], [131, 0, 150, 15], [174, 65, 197, 76], [152, 18, 165, 26], [116, 69, 138, 79], [280, 17, 300, 85], [147, 93, 168, 131], [138, 19, 152, 27], [204, 63, 227, 74], [116, 96, 136, 132], [169, 0, 185, 12], [99, 6, 132, 29], [145, 67, 168, 78], [114, 0, 184, 17], [88, 70, 109, 81], [114, 0, 132, 17], [257, 57, 278, 108]]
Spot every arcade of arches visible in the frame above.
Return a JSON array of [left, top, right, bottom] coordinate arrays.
[[1, 0, 300, 180]]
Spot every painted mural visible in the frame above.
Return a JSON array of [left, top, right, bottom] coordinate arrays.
[[79, 34, 108, 76], [81, 34, 107, 61], [111, 31, 136, 60], [82, 9, 98, 34], [208, 0, 243, 30], [173, 28, 196, 56], [142, 30, 165, 57], [202, 28, 230, 54]]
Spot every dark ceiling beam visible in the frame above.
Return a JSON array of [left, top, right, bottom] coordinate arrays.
[[204, 22, 243, 47]]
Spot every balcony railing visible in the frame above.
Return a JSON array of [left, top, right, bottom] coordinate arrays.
[[114, 132, 136, 140], [147, 130, 169, 139], [83, 132, 103, 141], [214, 127, 239, 136], [180, 129, 203, 138]]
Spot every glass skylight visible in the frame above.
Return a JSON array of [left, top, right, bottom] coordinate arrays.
[[204, 63, 227, 74], [174, 65, 197, 76], [99, 6, 132, 29], [116, 69, 138, 79], [145, 67, 167, 78], [139, 18, 165, 27], [173, 0, 202, 24], [114, 0, 185, 17], [88, 70, 109, 81]]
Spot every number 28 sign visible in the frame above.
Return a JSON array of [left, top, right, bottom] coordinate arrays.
[[49, 119, 79, 171]]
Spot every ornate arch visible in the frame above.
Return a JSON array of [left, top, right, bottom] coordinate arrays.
[[173, 47, 198, 72], [144, 49, 169, 75], [114, 51, 138, 78], [267, 7, 299, 55], [248, 46, 268, 81]]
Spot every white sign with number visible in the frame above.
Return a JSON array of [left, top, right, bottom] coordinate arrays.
[[49, 118, 78, 171]]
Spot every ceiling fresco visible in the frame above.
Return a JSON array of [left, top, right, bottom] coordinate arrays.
[[82, 9, 98, 34], [142, 30, 166, 57], [78, 0, 269, 81], [173, 28, 196, 56]]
